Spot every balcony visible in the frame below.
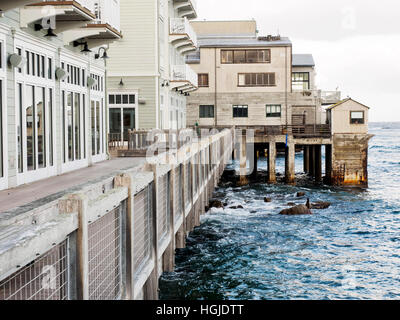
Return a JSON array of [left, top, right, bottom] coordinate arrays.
[[0, 0, 38, 13], [170, 65, 198, 92], [169, 18, 197, 55], [173, 0, 197, 20], [64, 0, 122, 48], [321, 91, 341, 105], [21, 1, 96, 32]]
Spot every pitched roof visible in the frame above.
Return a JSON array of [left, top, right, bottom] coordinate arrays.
[[326, 98, 370, 110], [292, 54, 315, 67], [197, 36, 292, 48]]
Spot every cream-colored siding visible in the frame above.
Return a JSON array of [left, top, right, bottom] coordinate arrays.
[[329, 100, 369, 134], [107, 0, 157, 75], [191, 21, 257, 36]]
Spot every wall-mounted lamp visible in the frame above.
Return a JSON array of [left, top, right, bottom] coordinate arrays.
[[8, 53, 26, 69], [34, 24, 57, 38], [161, 80, 170, 87], [73, 41, 91, 53], [95, 47, 109, 60], [119, 78, 124, 86], [55, 67, 68, 81]]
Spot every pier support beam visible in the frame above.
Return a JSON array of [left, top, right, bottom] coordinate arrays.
[[309, 146, 315, 177], [285, 142, 296, 184], [268, 141, 276, 183], [324, 144, 333, 184], [250, 145, 258, 178], [303, 146, 310, 173], [162, 242, 175, 273], [315, 145, 322, 182], [239, 134, 248, 186]]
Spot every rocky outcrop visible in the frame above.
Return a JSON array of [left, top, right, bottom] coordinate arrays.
[[311, 201, 331, 210], [279, 204, 312, 215], [264, 197, 272, 203], [296, 192, 306, 197], [207, 199, 224, 210], [229, 205, 244, 209]]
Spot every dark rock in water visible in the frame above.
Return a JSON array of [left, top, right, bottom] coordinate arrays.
[[223, 202, 228, 207], [306, 198, 311, 209], [264, 197, 272, 203], [229, 205, 244, 209], [280, 204, 312, 215], [297, 192, 306, 197], [311, 201, 331, 210], [208, 199, 224, 209], [287, 202, 296, 206], [250, 210, 258, 214]]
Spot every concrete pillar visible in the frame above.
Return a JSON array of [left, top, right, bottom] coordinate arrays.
[[285, 142, 296, 184], [250, 145, 258, 178], [315, 145, 322, 182], [303, 146, 310, 173], [324, 144, 333, 185], [175, 224, 186, 249], [59, 194, 89, 300], [239, 134, 248, 186], [143, 268, 159, 300], [162, 242, 175, 273], [268, 141, 276, 183], [309, 146, 315, 177]]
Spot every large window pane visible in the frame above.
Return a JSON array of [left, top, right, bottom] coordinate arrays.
[[109, 108, 121, 135], [96, 101, 101, 155], [36, 87, 46, 168], [91, 101, 96, 156], [67, 93, 73, 161], [48, 89, 53, 166], [26, 86, 35, 171], [123, 108, 135, 141], [233, 51, 246, 63], [74, 93, 81, 160]]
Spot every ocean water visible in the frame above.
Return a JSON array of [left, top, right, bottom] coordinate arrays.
[[159, 123, 400, 300]]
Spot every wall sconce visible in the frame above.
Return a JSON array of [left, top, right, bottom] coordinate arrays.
[[95, 47, 109, 60], [161, 80, 169, 87], [35, 24, 57, 37], [73, 41, 91, 53], [8, 53, 26, 69], [119, 78, 124, 86]]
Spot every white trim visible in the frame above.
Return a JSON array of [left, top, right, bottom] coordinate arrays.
[[0, 32, 8, 190], [108, 72, 160, 77]]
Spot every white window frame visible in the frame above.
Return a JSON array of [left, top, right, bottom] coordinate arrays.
[[0, 30, 8, 191], [14, 34, 57, 186], [108, 91, 139, 144], [60, 52, 91, 173], [90, 67, 107, 164]]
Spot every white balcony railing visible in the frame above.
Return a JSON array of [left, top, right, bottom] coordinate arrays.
[[93, 0, 121, 32], [171, 65, 198, 87], [42, 0, 95, 12], [170, 17, 197, 47], [321, 91, 341, 103]]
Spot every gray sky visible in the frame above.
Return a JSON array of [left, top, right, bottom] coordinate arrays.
[[196, 0, 400, 122]]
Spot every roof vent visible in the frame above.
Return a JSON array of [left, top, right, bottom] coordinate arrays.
[[258, 35, 281, 42]]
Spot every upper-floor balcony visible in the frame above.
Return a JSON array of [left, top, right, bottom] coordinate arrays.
[[170, 65, 198, 93], [172, 0, 197, 20], [170, 18, 197, 55], [0, 0, 40, 13], [321, 91, 341, 105], [21, 1, 96, 33]]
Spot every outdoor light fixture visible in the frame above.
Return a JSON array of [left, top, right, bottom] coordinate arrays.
[[35, 24, 57, 37], [81, 42, 91, 53], [8, 53, 26, 69], [161, 80, 170, 87], [44, 28, 57, 37], [119, 78, 124, 86], [95, 47, 109, 60]]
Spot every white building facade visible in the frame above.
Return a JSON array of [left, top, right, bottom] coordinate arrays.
[[107, 0, 198, 139], [0, 0, 122, 191]]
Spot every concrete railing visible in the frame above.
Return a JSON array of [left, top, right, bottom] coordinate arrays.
[[171, 64, 198, 87], [0, 128, 234, 300], [170, 17, 198, 47]]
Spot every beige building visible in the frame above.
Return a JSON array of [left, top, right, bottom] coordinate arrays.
[[186, 20, 340, 128], [107, 0, 198, 139]]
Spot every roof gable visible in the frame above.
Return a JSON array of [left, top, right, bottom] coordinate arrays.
[[326, 98, 370, 110]]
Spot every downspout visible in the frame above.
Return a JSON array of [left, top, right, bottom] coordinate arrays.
[[214, 48, 217, 126]]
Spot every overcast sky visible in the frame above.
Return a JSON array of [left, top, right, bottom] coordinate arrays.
[[196, 0, 400, 122]]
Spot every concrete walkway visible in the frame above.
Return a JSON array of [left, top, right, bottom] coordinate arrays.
[[0, 158, 145, 214]]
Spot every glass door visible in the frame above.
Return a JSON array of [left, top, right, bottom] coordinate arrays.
[[123, 108, 135, 141], [91, 99, 103, 156]]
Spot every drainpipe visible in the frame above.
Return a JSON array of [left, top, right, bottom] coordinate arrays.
[[214, 48, 217, 127]]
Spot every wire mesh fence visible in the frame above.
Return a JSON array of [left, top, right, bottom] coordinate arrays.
[[88, 203, 123, 300], [0, 240, 69, 300], [133, 184, 153, 274], [157, 173, 170, 242], [174, 165, 183, 218]]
